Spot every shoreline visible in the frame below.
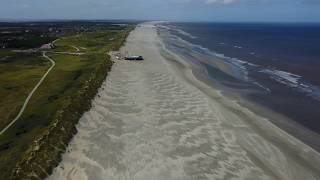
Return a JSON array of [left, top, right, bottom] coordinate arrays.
[[159, 24, 320, 156], [157, 22, 320, 174], [48, 22, 320, 180], [185, 53, 320, 152], [157, 23, 320, 152], [160, 35, 320, 155]]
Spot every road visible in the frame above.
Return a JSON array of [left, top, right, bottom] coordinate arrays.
[[49, 51, 84, 56], [0, 52, 55, 135]]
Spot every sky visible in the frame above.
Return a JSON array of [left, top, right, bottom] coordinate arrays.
[[1, 0, 320, 22]]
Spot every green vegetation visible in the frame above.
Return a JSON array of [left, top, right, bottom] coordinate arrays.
[[0, 26, 134, 179], [0, 51, 49, 129]]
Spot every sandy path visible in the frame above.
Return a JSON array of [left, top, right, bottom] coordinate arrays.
[[48, 23, 320, 180], [0, 52, 55, 135], [71, 46, 80, 52], [0, 47, 83, 135]]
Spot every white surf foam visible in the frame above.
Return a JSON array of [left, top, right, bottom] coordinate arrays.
[[260, 68, 320, 101]]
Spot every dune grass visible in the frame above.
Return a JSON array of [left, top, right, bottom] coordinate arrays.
[[0, 52, 49, 130], [0, 26, 133, 179]]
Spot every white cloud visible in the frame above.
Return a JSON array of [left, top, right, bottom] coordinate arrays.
[[169, 0, 255, 5], [170, 0, 193, 3], [206, 0, 238, 4]]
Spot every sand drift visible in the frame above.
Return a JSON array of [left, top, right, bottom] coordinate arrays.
[[47, 23, 320, 180]]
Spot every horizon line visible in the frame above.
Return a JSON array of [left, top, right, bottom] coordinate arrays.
[[0, 18, 320, 24]]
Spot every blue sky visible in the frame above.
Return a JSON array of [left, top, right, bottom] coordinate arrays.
[[1, 0, 320, 22]]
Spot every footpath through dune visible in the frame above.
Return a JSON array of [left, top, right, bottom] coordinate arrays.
[[48, 23, 320, 180]]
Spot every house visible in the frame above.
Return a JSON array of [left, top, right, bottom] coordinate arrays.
[[40, 43, 55, 50]]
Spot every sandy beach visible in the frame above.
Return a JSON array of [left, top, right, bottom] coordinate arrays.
[[47, 22, 320, 180]]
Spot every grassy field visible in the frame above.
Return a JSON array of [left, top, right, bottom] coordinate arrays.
[[0, 26, 133, 179], [0, 51, 49, 130]]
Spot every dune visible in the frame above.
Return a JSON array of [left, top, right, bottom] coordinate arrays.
[[47, 22, 320, 180]]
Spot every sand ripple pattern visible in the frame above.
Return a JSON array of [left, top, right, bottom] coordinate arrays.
[[48, 23, 320, 180]]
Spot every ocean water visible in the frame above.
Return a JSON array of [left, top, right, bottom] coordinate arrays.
[[157, 22, 320, 149]]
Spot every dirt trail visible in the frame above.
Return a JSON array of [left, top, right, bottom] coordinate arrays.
[[0, 52, 55, 135]]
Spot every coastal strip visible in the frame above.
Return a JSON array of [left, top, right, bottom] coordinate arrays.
[[47, 22, 320, 180]]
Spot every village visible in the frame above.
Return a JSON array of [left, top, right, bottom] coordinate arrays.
[[0, 21, 129, 50]]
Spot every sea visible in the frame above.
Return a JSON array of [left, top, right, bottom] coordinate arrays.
[[157, 22, 320, 151]]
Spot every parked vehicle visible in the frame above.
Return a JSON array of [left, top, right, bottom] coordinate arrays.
[[125, 56, 144, 61]]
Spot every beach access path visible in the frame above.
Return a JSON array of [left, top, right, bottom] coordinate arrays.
[[48, 23, 320, 180], [0, 46, 84, 135], [0, 52, 55, 135]]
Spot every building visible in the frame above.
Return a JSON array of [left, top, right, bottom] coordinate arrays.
[[40, 43, 55, 50]]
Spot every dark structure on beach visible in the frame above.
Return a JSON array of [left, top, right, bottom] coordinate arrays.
[[125, 56, 144, 61]]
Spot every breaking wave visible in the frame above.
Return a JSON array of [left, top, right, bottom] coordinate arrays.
[[158, 23, 320, 101]]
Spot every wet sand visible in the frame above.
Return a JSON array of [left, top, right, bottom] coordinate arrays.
[[47, 22, 320, 180]]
